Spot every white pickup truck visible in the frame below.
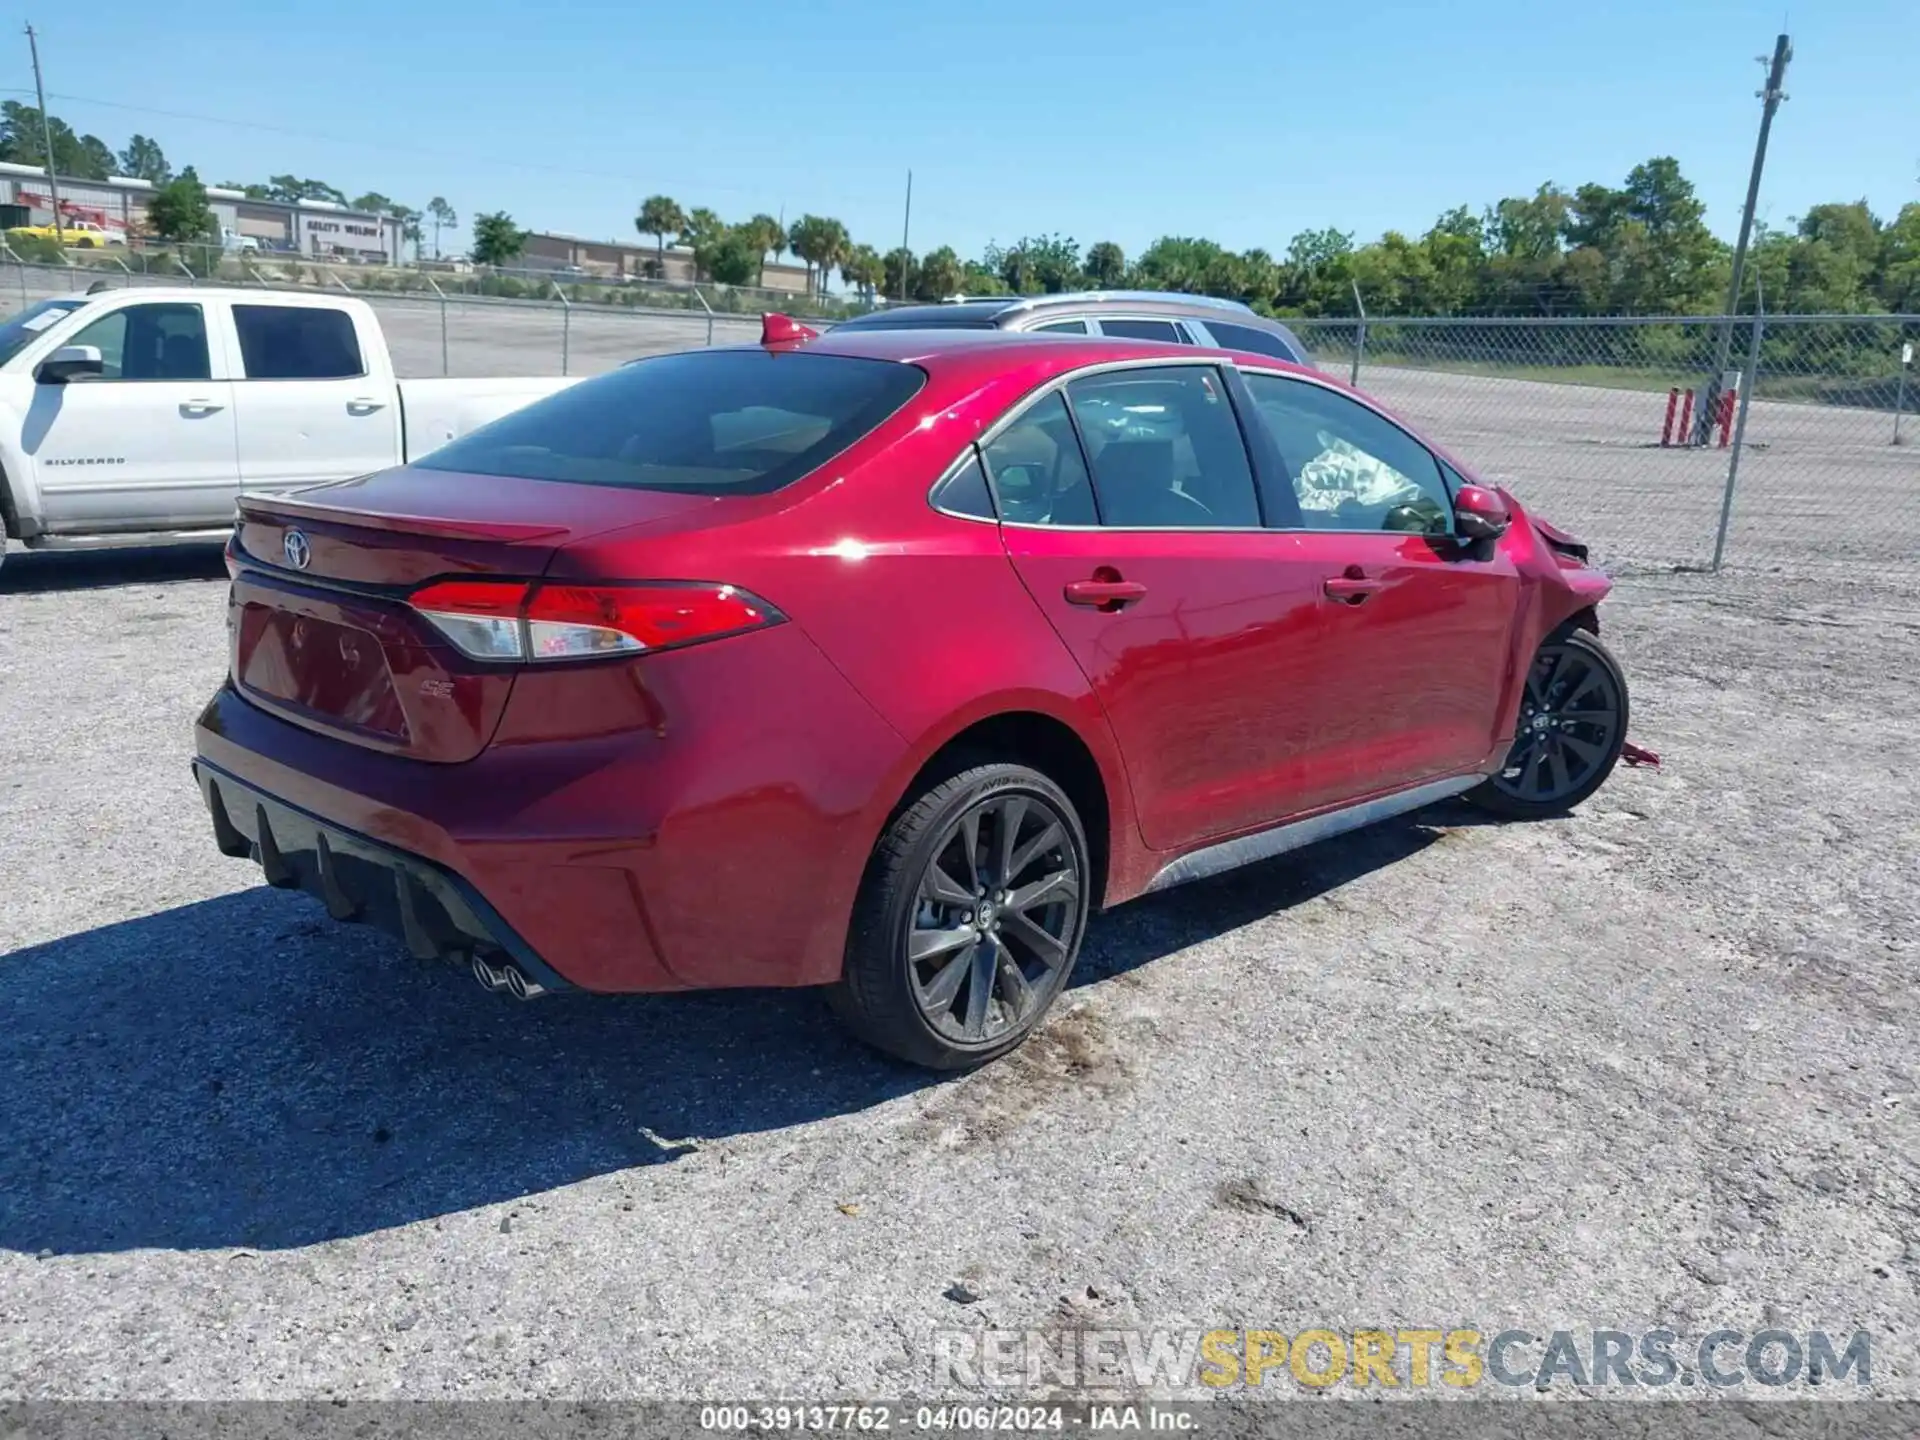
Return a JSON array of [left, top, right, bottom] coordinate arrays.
[[0, 287, 579, 567]]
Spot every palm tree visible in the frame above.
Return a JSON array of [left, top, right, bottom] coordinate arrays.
[[636, 195, 685, 278], [1085, 241, 1126, 288], [812, 217, 851, 300], [744, 213, 784, 286], [787, 215, 825, 298], [427, 197, 457, 260], [840, 244, 883, 304]]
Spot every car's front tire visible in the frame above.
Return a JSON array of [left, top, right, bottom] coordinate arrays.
[[1469, 628, 1629, 818], [831, 761, 1091, 1069]]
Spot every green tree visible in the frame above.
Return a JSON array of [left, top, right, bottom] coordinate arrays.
[[391, 204, 424, 261], [1084, 241, 1126, 288], [840, 243, 883, 303], [427, 197, 458, 259], [699, 225, 763, 287], [1420, 206, 1487, 314], [743, 213, 785, 285], [0, 101, 114, 180], [1877, 203, 1920, 311], [116, 134, 170, 184], [788, 215, 850, 298], [352, 192, 394, 214], [266, 175, 346, 204], [636, 195, 685, 275], [881, 247, 917, 301], [469, 210, 529, 267], [145, 167, 217, 244], [914, 245, 964, 301]]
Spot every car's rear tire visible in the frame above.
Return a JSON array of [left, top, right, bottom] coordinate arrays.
[[830, 761, 1091, 1070], [1469, 628, 1628, 818]]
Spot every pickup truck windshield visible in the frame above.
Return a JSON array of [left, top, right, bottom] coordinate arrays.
[[415, 349, 926, 495], [0, 299, 87, 366]]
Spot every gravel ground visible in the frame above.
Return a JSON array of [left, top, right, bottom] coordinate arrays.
[[1, 540, 1915, 1402]]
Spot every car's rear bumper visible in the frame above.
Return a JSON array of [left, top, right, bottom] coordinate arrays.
[[192, 759, 575, 995]]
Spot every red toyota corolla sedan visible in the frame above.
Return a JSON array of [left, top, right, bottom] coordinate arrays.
[[193, 320, 1624, 1068]]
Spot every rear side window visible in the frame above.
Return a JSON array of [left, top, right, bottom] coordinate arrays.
[[417, 349, 925, 494], [1098, 318, 1184, 343], [234, 305, 365, 380], [1066, 366, 1261, 528], [1203, 319, 1299, 361]]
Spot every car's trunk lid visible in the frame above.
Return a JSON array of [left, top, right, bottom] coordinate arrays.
[[229, 467, 719, 762]]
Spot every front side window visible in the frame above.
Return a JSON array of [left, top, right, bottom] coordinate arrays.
[[1098, 318, 1183, 343], [1065, 366, 1260, 528], [417, 349, 925, 495], [980, 392, 1096, 526], [234, 305, 365, 379], [1242, 372, 1451, 535], [64, 303, 209, 381]]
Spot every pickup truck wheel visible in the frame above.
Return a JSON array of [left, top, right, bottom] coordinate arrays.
[[831, 763, 1090, 1070]]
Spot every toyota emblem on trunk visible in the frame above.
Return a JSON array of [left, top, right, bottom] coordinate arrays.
[[283, 529, 311, 570]]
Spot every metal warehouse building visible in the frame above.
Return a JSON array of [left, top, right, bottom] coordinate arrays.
[[0, 162, 405, 262]]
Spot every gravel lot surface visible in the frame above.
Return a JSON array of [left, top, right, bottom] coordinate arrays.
[[2, 538, 1915, 1401]]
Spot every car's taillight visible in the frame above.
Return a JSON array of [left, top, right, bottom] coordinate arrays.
[[408, 579, 782, 663], [223, 529, 241, 580]]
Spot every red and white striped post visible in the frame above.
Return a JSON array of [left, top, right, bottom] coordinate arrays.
[[1676, 389, 1695, 448], [1661, 388, 1680, 446]]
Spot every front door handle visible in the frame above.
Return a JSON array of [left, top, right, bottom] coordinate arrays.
[[1064, 576, 1148, 610], [1323, 572, 1384, 603], [179, 398, 224, 417], [346, 397, 388, 415]]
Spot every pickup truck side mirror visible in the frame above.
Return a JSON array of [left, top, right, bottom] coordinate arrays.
[[35, 344, 105, 385], [1453, 484, 1511, 541]]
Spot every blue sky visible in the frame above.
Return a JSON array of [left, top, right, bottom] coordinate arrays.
[[8, 0, 1916, 263]]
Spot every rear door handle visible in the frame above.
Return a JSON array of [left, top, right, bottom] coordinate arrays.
[[179, 398, 224, 417], [346, 397, 388, 415], [1064, 577, 1148, 610], [1323, 575, 1384, 603]]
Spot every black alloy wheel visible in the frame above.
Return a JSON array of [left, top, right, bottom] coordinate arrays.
[[1475, 629, 1629, 816], [831, 763, 1091, 1069], [907, 791, 1080, 1045]]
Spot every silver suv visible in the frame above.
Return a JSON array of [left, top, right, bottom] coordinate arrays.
[[832, 291, 1310, 365]]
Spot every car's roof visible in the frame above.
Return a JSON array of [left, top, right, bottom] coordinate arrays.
[[836, 290, 1285, 332], [747, 325, 1320, 391]]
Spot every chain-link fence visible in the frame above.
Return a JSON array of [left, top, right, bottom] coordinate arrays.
[[1291, 313, 1920, 574]]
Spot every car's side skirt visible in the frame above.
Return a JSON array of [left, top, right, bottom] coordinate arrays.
[[1142, 773, 1484, 895]]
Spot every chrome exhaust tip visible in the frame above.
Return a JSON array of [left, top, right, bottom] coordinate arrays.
[[471, 953, 508, 992]]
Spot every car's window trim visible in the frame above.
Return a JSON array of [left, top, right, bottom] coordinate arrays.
[[1236, 365, 1461, 538]]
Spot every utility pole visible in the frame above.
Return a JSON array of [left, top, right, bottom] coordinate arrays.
[[24, 23, 65, 248], [1698, 32, 1791, 443], [899, 170, 912, 304]]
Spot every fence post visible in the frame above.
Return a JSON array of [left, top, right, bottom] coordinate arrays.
[[1711, 296, 1766, 572], [1349, 279, 1367, 387], [1895, 339, 1912, 446], [692, 285, 715, 347], [551, 281, 572, 376], [2, 240, 26, 306], [427, 275, 449, 377]]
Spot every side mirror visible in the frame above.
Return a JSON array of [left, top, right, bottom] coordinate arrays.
[[35, 344, 104, 385], [1453, 484, 1511, 541]]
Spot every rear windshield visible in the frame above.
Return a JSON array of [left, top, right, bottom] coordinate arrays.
[[416, 349, 926, 494]]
